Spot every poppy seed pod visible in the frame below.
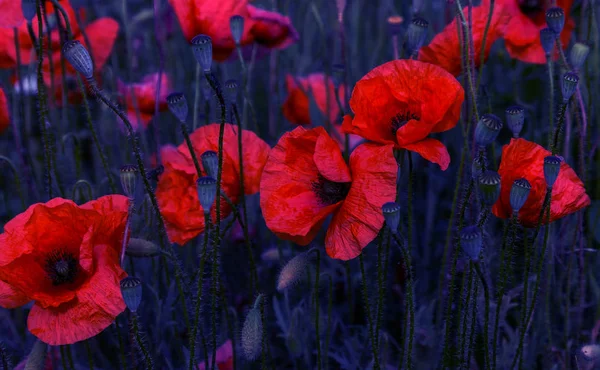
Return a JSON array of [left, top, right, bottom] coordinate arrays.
[[471, 154, 485, 181], [460, 225, 482, 261], [120, 164, 138, 199], [126, 238, 161, 258], [191, 34, 213, 72], [569, 42, 590, 71], [561, 72, 579, 102], [478, 170, 501, 207], [62, 40, 94, 80], [387, 15, 404, 36], [540, 28, 556, 56], [543, 155, 562, 188], [229, 15, 245, 45], [474, 114, 503, 147], [405, 17, 428, 55], [224, 79, 239, 104], [166, 92, 188, 123], [201, 150, 218, 179], [242, 297, 263, 361], [277, 252, 311, 291], [510, 178, 531, 212], [196, 176, 217, 214], [382, 202, 401, 234], [120, 276, 142, 312], [21, 0, 37, 22], [505, 105, 525, 138], [546, 7, 565, 35]]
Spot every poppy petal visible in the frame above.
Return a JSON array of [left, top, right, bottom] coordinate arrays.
[[0, 0, 25, 28], [401, 138, 451, 171], [0, 280, 29, 309], [247, 5, 298, 50], [325, 143, 397, 260], [314, 129, 351, 183], [0, 87, 9, 133], [198, 340, 234, 370], [81, 17, 119, 73]]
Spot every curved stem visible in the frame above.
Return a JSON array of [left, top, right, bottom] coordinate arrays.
[[551, 101, 569, 155], [476, 0, 495, 90], [131, 312, 154, 370]]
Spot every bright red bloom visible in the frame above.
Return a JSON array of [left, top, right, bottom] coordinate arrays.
[[282, 73, 345, 125], [0, 0, 25, 28], [197, 340, 233, 370], [419, 0, 511, 76], [492, 138, 590, 227], [0, 196, 129, 345], [168, 0, 298, 61], [118, 73, 172, 130], [260, 126, 397, 260], [500, 0, 575, 64], [342, 60, 464, 171], [156, 123, 270, 245], [0, 87, 9, 133]]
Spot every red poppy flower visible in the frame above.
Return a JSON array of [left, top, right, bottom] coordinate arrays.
[[197, 340, 233, 370], [282, 73, 344, 125], [0, 0, 25, 28], [260, 126, 397, 260], [168, 0, 298, 61], [0, 195, 129, 345], [118, 73, 172, 131], [501, 0, 575, 64], [341, 59, 464, 171], [0, 87, 9, 133], [419, 0, 511, 76], [492, 138, 590, 227], [156, 123, 270, 245]]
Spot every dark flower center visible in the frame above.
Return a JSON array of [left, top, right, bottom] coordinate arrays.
[[312, 174, 351, 205], [44, 249, 79, 286], [391, 111, 420, 134], [518, 0, 544, 17]]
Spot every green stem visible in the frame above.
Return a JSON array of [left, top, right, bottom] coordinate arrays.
[[547, 56, 555, 146], [375, 230, 389, 348], [459, 264, 474, 368], [551, 101, 569, 155], [315, 250, 322, 370], [193, 64, 201, 130], [325, 276, 333, 370], [476, 0, 495, 90], [114, 321, 126, 370], [392, 233, 415, 370], [455, 0, 480, 123], [474, 263, 491, 370], [359, 253, 381, 370], [84, 340, 94, 370], [0, 156, 26, 210], [131, 312, 154, 370]]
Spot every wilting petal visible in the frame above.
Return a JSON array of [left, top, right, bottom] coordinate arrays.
[[314, 130, 351, 183], [248, 5, 299, 50], [401, 138, 451, 171]]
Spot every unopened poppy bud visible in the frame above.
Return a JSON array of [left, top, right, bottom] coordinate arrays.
[[201, 150, 218, 178], [120, 164, 138, 199], [405, 17, 428, 55], [191, 34, 213, 72], [120, 276, 142, 312], [25, 340, 48, 370], [277, 252, 311, 291], [230, 15, 245, 45], [510, 178, 531, 212], [546, 7, 565, 34], [460, 225, 482, 261], [569, 42, 590, 71], [543, 155, 562, 188], [62, 40, 94, 80], [540, 28, 556, 56], [580, 344, 600, 361], [382, 202, 401, 234], [332, 63, 345, 87], [224, 79, 239, 103], [561, 72, 579, 102], [126, 238, 161, 258], [387, 15, 404, 36], [505, 105, 525, 138], [196, 176, 217, 215], [21, 0, 37, 22], [478, 170, 501, 207], [242, 296, 263, 361], [166, 92, 188, 123], [474, 114, 503, 147]]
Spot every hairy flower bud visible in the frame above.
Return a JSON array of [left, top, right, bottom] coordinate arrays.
[[126, 238, 161, 258], [62, 40, 94, 80], [277, 251, 311, 291], [242, 296, 263, 361]]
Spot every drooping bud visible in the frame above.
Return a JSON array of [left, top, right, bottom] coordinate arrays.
[[543, 155, 562, 188], [242, 295, 264, 361], [229, 15, 245, 45], [580, 344, 600, 362], [546, 7, 565, 34], [561, 72, 579, 102], [120, 164, 138, 199], [62, 40, 94, 80], [191, 34, 213, 72], [405, 17, 428, 55], [569, 42, 590, 71], [540, 28, 556, 56], [24, 340, 47, 370], [460, 225, 482, 261], [505, 105, 525, 138], [126, 238, 161, 258], [201, 151, 218, 179], [120, 276, 143, 312], [382, 202, 401, 234], [478, 171, 501, 207], [510, 178, 531, 213], [224, 79, 239, 104], [21, 0, 37, 22], [474, 114, 503, 147], [166, 92, 188, 123], [196, 176, 217, 214], [277, 251, 312, 291], [387, 15, 404, 36]]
